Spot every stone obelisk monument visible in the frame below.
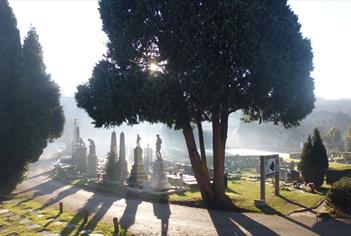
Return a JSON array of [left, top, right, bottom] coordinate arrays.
[[111, 131, 117, 154], [116, 132, 128, 184]]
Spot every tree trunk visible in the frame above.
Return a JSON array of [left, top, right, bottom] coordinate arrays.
[[183, 124, 215, 207], [212, 113, 229, 206]]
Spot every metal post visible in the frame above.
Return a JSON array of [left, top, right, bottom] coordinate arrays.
[[275, 174, 280, 196], [83, 210, 88, 225], [260, 156, 265, 202], [59, 202, 63, 214], [113, 217, 119, 234]]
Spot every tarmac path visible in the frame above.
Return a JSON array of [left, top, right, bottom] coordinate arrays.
[[15, 144, 351, 236]]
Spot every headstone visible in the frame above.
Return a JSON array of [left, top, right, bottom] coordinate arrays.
[[127, 142, 148, 187], [150, 135, 171, 190], [87, 139, 98, 178], [75, 138, 87, 172], [115, 132, 128, 183], [144, 144, 153, 172]]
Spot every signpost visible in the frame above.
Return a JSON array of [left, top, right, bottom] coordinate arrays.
[[257, 155, 280, 206]]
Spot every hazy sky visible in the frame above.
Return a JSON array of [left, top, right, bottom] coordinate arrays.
[[9, 0, 351, 100]]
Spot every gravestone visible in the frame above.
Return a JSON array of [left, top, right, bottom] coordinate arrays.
[[128, 138, 148, 187], [87, 138, 98, 178], [150, 135, 171, 190], [75, 138, 87, 172], [115, 132, 128, 183]]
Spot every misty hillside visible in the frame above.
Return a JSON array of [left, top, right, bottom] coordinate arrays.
[[60, 96, 351, 156]]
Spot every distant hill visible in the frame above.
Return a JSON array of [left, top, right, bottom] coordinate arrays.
[[314, 98, 351, 116], [60, 96, 351, 155]]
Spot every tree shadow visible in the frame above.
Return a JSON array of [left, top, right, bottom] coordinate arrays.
[[60, 191, 121, 235], [119, 197, 142, 231], [208, 196, 280, 236], [36, 184, 79, 210], [256, 204, 351, 235], [209, 209, 280, 236], [152, 200, 171, 236], [278, 194, 319, 214]]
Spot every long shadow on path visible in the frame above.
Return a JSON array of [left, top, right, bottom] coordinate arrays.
[[209, 209, 280, 236], [153, 201, 171, 236], [119, 197, 142, 232], [60, 191, 121, 235]]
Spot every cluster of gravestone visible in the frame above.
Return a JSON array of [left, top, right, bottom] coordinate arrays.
[[69, 120, 172, 192], [71, 119, 98, 179]]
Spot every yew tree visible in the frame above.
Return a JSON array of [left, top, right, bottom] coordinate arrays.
[[76, 0, 315, 208]]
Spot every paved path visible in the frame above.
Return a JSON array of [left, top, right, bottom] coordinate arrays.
[[15, 144, 351, 236]]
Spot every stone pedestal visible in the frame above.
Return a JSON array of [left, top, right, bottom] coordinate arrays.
[[150, 158, 171, 191], [127, 146, 148, 187], [75, 146, 87, 172], [87, 154, 97, 178]]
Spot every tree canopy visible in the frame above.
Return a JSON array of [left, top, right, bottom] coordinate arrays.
[[76, 0, 315, 208], [0, 1, 64, 195]]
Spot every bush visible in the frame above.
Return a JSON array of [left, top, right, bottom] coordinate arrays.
[[299, 128, 328, 187], [327, 177, 351, 214], [326, 169, 351, 185]]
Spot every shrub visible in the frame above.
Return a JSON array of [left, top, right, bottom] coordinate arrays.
[[326, 169, 351, 185], [326, 177, 351, 214], [299, 128, 328, 187]]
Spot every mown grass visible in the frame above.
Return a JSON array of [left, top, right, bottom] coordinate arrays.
[[169, 180, 324, 214], [329, 162, 351, 171], [0, 196, 130, 236]]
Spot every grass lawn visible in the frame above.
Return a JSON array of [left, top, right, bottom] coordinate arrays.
[[329, 162, 351, 170], [169, 180, 325, 214], [0, 196, 130, 236]]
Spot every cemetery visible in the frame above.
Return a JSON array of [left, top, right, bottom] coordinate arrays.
[[50, 119, 351, 214]]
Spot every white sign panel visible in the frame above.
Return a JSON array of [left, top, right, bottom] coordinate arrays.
[[263, 155, 279, 177]]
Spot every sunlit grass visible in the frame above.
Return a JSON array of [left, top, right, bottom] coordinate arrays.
[[329, 162, 351, 170], [0, 196, 130, 235], [169, 180, 325, 214]]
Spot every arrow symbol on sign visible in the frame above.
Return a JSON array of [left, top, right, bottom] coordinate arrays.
[[270, 161, 275, 171]]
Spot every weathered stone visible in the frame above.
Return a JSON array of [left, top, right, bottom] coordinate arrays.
[[19, 218, 31, 224], [110, 131, 117, 153], [87, 139, 98, 178], [127, 146, 148, 187], [150, 158, 172, 191], [0, 209, 10, 214], [2, 212, 15, 218], [115, 132, 128, 183], [7, 215, 21, 222], [27, 224, 40, 230], [75, 138, 87, 172]]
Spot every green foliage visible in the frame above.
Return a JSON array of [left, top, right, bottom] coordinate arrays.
[[299, 128, 329, 187], [327, 177, 351, 214], [0, 1, 64, 194], [343, 123, 351, 152], [76, 0, 315, 204], [323, 127, 344, 151], [103, 151, 117, 181], [76, 0, 314, 129]]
